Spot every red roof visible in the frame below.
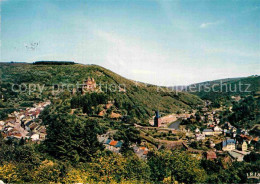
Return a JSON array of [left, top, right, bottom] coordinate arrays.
[[253, 137, 259, 142], [109, 140, 118, 146], [206, 151, 217, 160]]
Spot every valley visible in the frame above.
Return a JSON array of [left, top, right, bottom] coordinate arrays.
[[0, 62, 259, 183]]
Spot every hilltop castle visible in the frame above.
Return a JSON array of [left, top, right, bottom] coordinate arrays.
[[72, 77, 97, 95], [82, 77, 96, 93]]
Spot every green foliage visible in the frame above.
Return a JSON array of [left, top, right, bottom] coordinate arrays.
[[228, 96, 259, 129], [0, 63, 203, 122], [0, 108, 17, 120], [148, 150, 206, 183], [244, 152, 260, 163], [71, 92, 108, 115], [189, 75, 260, 105], [42, 111, 103, 163]]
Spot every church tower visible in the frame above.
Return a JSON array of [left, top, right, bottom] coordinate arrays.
[[154, 110, 161, 127]]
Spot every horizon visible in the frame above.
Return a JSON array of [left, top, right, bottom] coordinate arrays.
[[1, 61, 258, 86], [1, 0, 260, 85]]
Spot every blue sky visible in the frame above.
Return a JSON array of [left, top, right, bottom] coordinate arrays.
[[1, 0, 259, 85]]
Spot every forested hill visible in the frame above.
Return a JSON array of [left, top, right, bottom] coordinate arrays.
[[0, 62, 202, 122], [186, 75, 260, 106]]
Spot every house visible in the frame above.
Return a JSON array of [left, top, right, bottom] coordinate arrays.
[[133, 146, 149, 159], [195, 133, 205, 141], [39, 133, 47, 140], [205, 151, 217, 160], [104, 139, 111, 145], [209, 140, 215, 148], [98, 134, 108, 143], [103, 139, 123, 153], [203, 129, 214, 136], [222, 139, 236, 151], [31, 134, 40, 141], [228, 150, 250, 162], [195, 127, 200, 133], [213, 126, 222, 135], [240, 135, 253, 144], [13, 133, 23, 139], [108, 140, 123, 153], [5, 122, 15, 128], [0, 121, 5, 126], [110, 112, 122, 119], [214, 125, 222, 132], [238, 141, 247, 151]]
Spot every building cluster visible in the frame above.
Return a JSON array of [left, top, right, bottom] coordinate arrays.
[[0, 101, 51, 141], [98, 134, 123, 153], [147, 102, 259, 163], [132, 145, 149, 159], [98, 133, 149, 158], [191, 116, 259, 162]]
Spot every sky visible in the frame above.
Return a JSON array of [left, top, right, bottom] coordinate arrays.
[[1, 0, 260, 85]]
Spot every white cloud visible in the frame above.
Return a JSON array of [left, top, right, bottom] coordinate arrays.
[[131, 69, 156, 75], [88, 29, 259, 86], [92, 29, 194, 85], [200, 20, 224, 28]]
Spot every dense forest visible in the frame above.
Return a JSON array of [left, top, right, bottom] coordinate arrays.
[[33, 61, 75, 65], [188, 75, 260, 107]]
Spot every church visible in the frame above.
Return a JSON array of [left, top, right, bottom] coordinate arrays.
[[154, 110, 161, 127]]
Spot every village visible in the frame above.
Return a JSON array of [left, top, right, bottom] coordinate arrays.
[[133, 101, 259, 162], [0, 101, 51, 142], [95, 99, 259, 162], [1, 77, 259, 163]]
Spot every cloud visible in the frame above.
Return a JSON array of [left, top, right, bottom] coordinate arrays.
[[92, 29, 193, 85], [200, 20, 224, 28], [91, 29, 260, 86], [131, 69, 156, 75]]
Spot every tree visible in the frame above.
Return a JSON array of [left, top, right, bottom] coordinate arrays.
[[148, 150, 206, 183], [244, 152, 260, 162], [0, 163, 19, 183], [147, 151, 168, 182], [43, 111, 103, 162]]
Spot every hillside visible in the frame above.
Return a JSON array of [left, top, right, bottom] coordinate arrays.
[[185, 75, 260, 106], [0, 62, 203, 122]]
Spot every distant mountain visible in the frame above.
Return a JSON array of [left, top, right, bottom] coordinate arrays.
[[0, 62, 203, 122], [185, 75, 260, 106]]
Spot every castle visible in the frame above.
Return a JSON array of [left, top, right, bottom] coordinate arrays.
[[72, 77, 97, 95], [82, 77, 96, 93]]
